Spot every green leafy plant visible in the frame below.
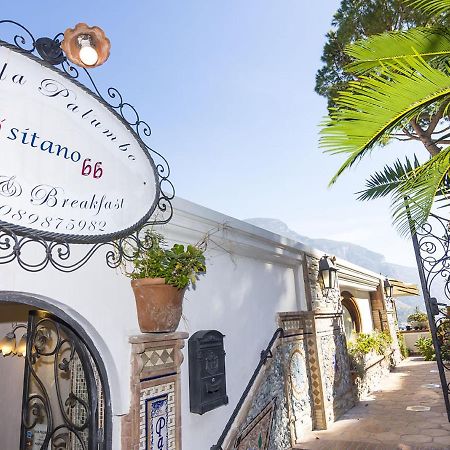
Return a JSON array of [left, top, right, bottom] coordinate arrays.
[[127, 231, 206, 289], [437, 320, 450, 362], [415, 336, 435, 360], [319, 0, 450, 235], [348, 331, 393, 356], [407, 307, 429, 324], [347, 331, 393, 378], [415, 324, 450, 361], [397, 332, 410, 358]]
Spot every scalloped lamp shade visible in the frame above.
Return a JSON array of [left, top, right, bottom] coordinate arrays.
[[0, 332, 16, 356], [16, 333, 27, 357], [61, 23, 110, 68]]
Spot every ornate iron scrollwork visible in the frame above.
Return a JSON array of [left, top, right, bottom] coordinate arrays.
[[20, 311, 105, 449], [35, 36, 65, 65], [411, 209, 450, 420], [0, 20, 174, 272]]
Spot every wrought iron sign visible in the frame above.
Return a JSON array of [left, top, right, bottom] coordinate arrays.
[[0, 20, 174, 272]]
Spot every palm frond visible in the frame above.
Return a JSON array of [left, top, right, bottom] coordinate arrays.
[[406, 0, 450, 17], [357, 155, 421, 200], [390, 148, 450, 235], [320, 57, 450, 185], [346, 27, 450, 74]]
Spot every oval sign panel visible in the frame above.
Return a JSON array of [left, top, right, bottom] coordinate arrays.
[[0, 42, 159, 243]]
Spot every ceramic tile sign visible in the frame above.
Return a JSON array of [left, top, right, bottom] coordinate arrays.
[[146, 395, 169, 450], [0, 42, 159, 243]]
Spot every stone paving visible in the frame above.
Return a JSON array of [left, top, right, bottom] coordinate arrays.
[[295, 357, 450, 450]]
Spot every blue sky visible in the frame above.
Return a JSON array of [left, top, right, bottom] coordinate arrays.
[[1, 1, 420, 266]]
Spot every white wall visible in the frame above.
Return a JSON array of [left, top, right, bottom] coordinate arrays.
[[162, 198, 309, 450], [401, 330, 430, 353], [353, 291, 375, 334], [0, 196, 313, 449], [0, 195, 383, 449]]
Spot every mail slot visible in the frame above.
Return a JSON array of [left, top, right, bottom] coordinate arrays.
[[188, 330, 228, 414]]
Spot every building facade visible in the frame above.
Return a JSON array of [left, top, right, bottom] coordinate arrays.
[[0, 196, 416, 449]]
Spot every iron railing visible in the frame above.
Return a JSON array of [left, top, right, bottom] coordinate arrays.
[[210, 327, 284, 450]]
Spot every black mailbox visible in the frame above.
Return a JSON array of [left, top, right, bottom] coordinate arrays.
[[188, 330, 228, 414]]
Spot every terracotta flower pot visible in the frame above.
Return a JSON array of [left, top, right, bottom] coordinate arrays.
[[131, 278, 186, 333]]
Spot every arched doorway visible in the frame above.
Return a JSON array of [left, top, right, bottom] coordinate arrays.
[[341, 291, 362, 341], [0, 294, 112, 449]]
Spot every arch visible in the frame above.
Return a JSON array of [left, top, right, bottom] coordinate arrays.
[[0, 290, 121, 448], [341, 291, 362, 337]]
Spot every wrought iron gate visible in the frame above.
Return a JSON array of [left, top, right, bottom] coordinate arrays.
[[411, 211, 450, 421], [20, 310, 106, 449]]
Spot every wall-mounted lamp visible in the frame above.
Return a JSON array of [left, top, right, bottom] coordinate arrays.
[[61, 23, 111, 68], [318, 255, 338, 291], [0, 324, 27, 357], [384, 278, 394, 298]]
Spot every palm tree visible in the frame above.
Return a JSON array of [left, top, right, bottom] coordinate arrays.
[[320, 0, 450, 234]]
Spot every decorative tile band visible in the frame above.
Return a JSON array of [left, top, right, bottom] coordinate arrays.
[[141, 348, 175, 370], [282, 319, 301, 330]]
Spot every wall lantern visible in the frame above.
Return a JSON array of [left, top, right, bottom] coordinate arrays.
[[318, 255, 338, 291], [384, 278, 394, 298], [61, 23, 111, 68], [0, 324, 27, 357]]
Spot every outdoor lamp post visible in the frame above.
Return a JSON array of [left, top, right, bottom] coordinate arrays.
[[319, 255, 338, 291], [384, 278, 394, 298], [383, 277, 397, 319], [61, 23, 111, 68]]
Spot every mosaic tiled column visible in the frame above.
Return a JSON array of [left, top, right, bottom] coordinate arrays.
[[278, 313, 314, 445], [121, 332, 188, 450], [298, 311, 328, 430], [300, 255, 352, 430], [296, 311, 354, 430]]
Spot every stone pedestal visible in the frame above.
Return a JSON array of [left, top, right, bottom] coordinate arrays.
[[121, 332, 188, 450]]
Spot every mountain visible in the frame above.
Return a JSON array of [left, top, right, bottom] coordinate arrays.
[[245, 218, 426, 325]]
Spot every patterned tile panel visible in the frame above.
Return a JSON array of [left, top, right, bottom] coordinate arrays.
[[139, 382, 176, 450], [288, 347, 313, 441], [235, 400, 275, 450]]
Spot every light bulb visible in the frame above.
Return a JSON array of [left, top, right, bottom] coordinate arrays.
[[79, 45, 98, 66], [0, 332, 16, 356], [16, 333, 27, 357]]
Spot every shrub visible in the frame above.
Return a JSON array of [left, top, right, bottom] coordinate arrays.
[[407, 307, 428, 324], [347, 331, 392, 356], [397, 332, 409, 358], [347, 331, 393, 379], [415, 336, 435, 361]]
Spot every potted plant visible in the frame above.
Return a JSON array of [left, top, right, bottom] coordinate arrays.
[[407, 307, 429, 331], [127, 231, 206, 333]]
